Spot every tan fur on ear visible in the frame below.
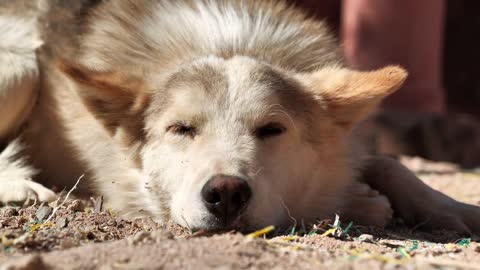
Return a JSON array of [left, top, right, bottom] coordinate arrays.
[[300, 66, 407, 128], [57, 60, 149, 143], [57, 60, 144, 97]]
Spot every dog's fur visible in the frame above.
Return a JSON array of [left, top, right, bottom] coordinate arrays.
[[1, 0, 479, 233]]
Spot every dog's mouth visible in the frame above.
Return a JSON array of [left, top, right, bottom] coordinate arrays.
[[217, 214, 247, 230], [226, 213, 247, 230], [202, 209, 250, 232]]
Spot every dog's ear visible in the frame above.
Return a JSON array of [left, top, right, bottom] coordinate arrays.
[[57, 60, 149, 138], [299, 66, 407, 129]]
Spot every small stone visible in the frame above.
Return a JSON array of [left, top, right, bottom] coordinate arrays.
[[94, 196, 103, 213], [475, 246, 480, 253], [106, 219, 117, 226], [86, 231, 96, 240], [430, 244, 447, 256], [356, 234, 375, 243], [67, 200, 85, 212], [56, 216, 68, 228], [36, 205, 53, 222]]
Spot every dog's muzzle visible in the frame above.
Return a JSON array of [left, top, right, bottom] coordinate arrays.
[[201, 174, 251, 227]]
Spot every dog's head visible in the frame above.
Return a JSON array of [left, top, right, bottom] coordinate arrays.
[[60, 54, 406, 230]]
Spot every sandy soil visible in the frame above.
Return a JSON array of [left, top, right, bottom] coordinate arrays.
[[1, 156, 479, 270]]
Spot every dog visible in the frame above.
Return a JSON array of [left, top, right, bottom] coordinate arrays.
[[1, 0, 479, 233]]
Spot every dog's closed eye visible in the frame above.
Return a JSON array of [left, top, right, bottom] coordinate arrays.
[[255, 123, 286, 140], [167, 122, 196, 138]]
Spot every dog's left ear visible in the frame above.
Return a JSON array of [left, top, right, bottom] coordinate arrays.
[[57, 60, 149, 137], [299, 66, 407, 129]]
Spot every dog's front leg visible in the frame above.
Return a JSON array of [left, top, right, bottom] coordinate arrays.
[[0, 139, 57, 205], [360, 156, 480, 234]]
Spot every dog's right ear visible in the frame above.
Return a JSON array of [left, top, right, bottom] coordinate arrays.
[[57, 60, 149, 135], [297, 66, 407, 130]]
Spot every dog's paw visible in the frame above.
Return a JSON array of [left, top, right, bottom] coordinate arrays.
[[341, 182, 394, 228], [404, 193, 480, 235], [0, 139, 56, 205], [0, 179, 57, 205], [361, 156, 480, 235]]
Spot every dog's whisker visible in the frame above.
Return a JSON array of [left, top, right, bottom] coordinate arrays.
[[280, 197, 297, 229], [180, 212, 192, 233]]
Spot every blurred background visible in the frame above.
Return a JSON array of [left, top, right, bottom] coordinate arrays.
[[293, 0, 480, 168]]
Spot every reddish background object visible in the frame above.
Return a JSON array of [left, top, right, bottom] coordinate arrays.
[[293, 0, 480, 119]]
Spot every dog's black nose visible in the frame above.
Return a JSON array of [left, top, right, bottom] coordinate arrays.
[[201, 175, 251, 225]]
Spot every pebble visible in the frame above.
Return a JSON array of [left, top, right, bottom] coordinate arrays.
[[106, 219, 117, 226], [356, 234, 375, 243], [67, 200, 85, 212], [56, 216, 69, 228], [94, 196, 104, 213], [36, 205, 53, 222]]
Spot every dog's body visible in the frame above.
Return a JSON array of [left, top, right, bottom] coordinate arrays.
[[1, 0, 479, 233]]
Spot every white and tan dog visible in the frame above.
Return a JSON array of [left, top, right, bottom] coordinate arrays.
[[1, 0, 479, 233]]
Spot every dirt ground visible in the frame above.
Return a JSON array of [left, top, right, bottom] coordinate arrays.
[[1, 156, 479, 270]]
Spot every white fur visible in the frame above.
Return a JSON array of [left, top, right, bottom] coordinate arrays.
[[0, 16, 42, 139], [0, 139, 56, 203]]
